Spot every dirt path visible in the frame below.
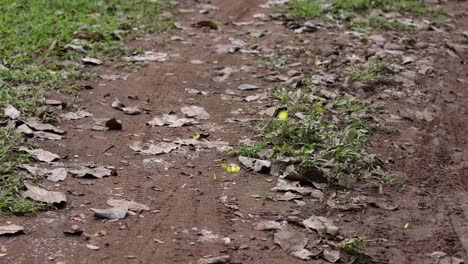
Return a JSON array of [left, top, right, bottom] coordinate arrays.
[[1, 0, 468, 263]]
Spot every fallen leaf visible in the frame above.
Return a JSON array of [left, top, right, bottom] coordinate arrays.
[[86, 244, 100, 250], [181, 106, 210, 120], [24, 183, 66, 204], [33, 131, 63, 140], [60, 110, 93, 120], [129, 141, 179, 155], [91, 207, 127, 219], [146, 114, 197, 128], [107, 198, 149, 212], [69, 166, 116, 179], [323, 249, 340, 263], [238, 156, 271, 173], [122, 52, 168, 62], [274, 225, 312, 260], [253, 220, 282, 231], [82, 57, 102, 65], [25, 121, 65, 134], [20, 147, 60, 162], [45, 168, 68, 182], [272, 179, 323, 197], [303, 215, 339, 236], [3, 105, 20, 119], [197, 255, 230, 264], [111, 100, 142, 115], [238, 84, 258, 90], [0, 225, 24, 236]]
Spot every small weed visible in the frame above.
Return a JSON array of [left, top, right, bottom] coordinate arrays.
[[236, 88, 386, 184], [346, 57, 393, 85], [342, 237, 367, 253], [287, 0, 323, 19]]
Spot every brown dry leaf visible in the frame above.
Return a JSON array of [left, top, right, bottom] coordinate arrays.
[[274, 225, 313, 260], [24, 183, 66, 204], [253, 220, 282, 231], [303, 215, 339, 236], [69, 166, 116, 179], [238, 156, 271, 173], [3, 105, 20, 120], [24, 121, 65, 134], [60, 110, 93, 120]]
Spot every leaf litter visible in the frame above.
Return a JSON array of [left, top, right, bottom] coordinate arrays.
[[0, 225, 24, 236], [23, 183, 66, 204]]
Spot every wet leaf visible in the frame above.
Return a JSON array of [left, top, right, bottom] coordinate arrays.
[[238, 156, 271, 173], [303, 215, 339, 236], [69, 166, 116, 179], [274, 225, 312, 260]]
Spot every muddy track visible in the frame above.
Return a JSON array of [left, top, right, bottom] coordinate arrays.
[[1, 0, 468, 263]]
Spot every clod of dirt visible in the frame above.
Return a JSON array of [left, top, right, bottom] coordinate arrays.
[[104, 118, 122, 130], [0, 225, 24, 236], [193, 20, 219, 30], [303, 215, 339, 236], [197, 255, 230, 264], [122, 51, 168, 62], [69, 165, 116, 179], [129, 141, 179, 155], [24, 120, 65, 134], [60, 110, 93, 120], [3, 105, 21, 119], [82, 57, 102, 65], [146, 114, 197, 128], [106, 198, 149, 212], [91, 207, 128, 219], [238, 156, 271, 173], [181, 106, 210, 120], [63, 225, 83, 236], [323, 249, 340, 263], [274, 225, 313, 260], [238, 84, 258, 91], [253, 220, 283, 231], [24, 183, 67, 204], [20, 147, 60, 163]]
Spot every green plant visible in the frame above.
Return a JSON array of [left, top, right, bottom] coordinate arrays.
[[287, 0, 323, 19], [342, 237, 367, 253], [346, 57, 393, 85]]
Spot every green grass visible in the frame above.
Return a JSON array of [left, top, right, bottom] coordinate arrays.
[[346, 57, 393, 85], [0, 0, 174, 213], [283, 0, 443, 30], [234, 88, 387, 185]]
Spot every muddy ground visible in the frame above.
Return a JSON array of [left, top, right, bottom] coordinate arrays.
[[1, 0, 468, 263]]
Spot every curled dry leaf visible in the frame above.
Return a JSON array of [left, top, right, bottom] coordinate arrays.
[[0, 225, 24, 236], [238, 84, 258, 90], [24, 183, 66, 204], [111, 100, 142, 115]]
